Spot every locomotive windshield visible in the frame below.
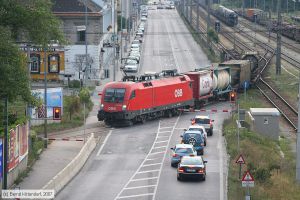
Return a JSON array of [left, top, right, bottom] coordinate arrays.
[[104, 88, 126, 103]]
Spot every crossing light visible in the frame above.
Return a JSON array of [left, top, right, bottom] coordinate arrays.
[[230, 91, 237, 102], [53, 107, 61, 120]]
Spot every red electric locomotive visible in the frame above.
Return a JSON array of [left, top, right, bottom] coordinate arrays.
[[97, 73, 194, 125]]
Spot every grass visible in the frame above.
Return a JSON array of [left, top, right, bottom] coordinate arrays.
[[266, 63, 299, 106], [225, 90, 300, 200]]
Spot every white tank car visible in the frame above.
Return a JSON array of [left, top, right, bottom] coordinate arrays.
[[212, 69, 231, 90], [199, 71, 213, 96]]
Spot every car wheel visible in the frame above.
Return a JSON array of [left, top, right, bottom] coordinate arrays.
[[202, 175, 206, 181], [177, 174, 182, 181], [204, 141, 207, 146], [171, 163, 176, 167]]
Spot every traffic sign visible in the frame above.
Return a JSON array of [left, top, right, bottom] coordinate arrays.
[[242, 171, 255, 187], [235, 154, 246, 164]]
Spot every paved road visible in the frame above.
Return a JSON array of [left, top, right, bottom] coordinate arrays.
[[56, 7, 228, 200]]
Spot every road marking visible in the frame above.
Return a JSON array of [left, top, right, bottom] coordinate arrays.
[[153, 146, 167, 149], [124, 184, 157, 190], [159, 127, 173, 130], [157, 135, 169, 138], [145, 157, 161, 161], [117, 193, 154, 199], [96, 130, 112, 156], [155, 140, 168, 144], [149, 151, 165, 155], [131, 177, 158, 182], [158, 130, 171, 134], [219, 128, 224, 200], [136, 169, 160, 174], [141, 163, 162, 167]]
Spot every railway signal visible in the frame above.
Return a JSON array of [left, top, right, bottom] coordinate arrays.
[[230, 91, 237, 102], [53, 107, 61, 120]]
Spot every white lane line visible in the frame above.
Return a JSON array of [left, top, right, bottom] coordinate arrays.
[[145, 157, 161, 161], [149, 151, 165, 155], [141, 163, 162, 167], [155, 140, 168, 144], [153, 146, 167, 149], [117, 193, 154, 199], [152, 116, 180, 200], [131, 177, 158, 182], [157, 135, 169, 138], [159, 127, 173, 130], [158, 130, 171, 134], [124, 184, 157, 190], [219, 129, 224, 200], [136, 169, 160, 174], [96, 130, 112, 156]]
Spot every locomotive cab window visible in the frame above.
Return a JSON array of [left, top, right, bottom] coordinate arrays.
[[130, 90, 136, 99], [104, 88, 126, 103]]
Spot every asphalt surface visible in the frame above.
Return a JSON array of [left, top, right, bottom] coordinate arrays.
[[56, 7, 229, 200]]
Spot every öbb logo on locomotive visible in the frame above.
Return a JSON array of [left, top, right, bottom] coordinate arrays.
[[175, 89, 183, 98], [108, 107, 117, 111]]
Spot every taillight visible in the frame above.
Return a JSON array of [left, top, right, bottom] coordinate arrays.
[[198, 168, 204, 173], [173, 154, 178, 157], [189, 154, 194, 157], [178, 167, 184, 173], [191, 120, 195, 125], [210, 120, 213, 127]]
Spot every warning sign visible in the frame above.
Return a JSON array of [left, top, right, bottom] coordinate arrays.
[[235, 154, 246, 164], [242, 171, 254, 187]]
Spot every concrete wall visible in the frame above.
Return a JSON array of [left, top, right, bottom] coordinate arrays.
[[42, 133, 96, 194]]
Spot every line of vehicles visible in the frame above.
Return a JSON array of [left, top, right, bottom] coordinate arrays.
[[170, 115, 214, 181]]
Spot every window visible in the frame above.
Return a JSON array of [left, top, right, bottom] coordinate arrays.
[[30, 54, 40, 73], [77, 30, 86, 42], [130, 90, 136, 99], [48, 54, 60, 73], [104, 88, 126, 103], [175, 148, 193, 154], [195, 118, 210, 124]]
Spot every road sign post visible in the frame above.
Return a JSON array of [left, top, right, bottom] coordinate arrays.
[[242, 171, 255, 200], [236, 154, 246, 179]]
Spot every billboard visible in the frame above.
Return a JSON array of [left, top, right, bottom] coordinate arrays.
[[31, 87, 63, 119], [19, 123, 29, 161]]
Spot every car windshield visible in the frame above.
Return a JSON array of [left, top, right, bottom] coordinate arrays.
[[195, 118, 210, 124], [183, 133, 203, 141], [181, 158, 203, 165], [188, 128, 203, 133], [104, 88, 126, 103], [175, 148, 193, 154], [126, 59, 137, 64]]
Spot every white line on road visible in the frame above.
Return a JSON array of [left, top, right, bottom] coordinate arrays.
[[124, 184, 157, 190], [117, 193, 154, 199], [149, 151, 165, 155], [158, 130, 171, 133], [131, 177, 158, 182], [141, 163, 162, 167], [157, 135, 169, 138], [145, 157, 161, 161], [155, 140, 168, 144], [153, 146, 167, 149], [136, 169, 160, 174], [96, 130, 112, 156], [159, 127, 173, 130]]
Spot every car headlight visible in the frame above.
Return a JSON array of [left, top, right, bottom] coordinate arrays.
[[100, 104, 104, 110], [122, 105, 127, 111]]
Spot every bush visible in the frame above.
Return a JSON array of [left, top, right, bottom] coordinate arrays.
[[254, 168, 271, 183], [69, 80, 81, 88]]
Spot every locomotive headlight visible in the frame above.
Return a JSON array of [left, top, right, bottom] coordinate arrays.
[[122, 105, 127, 111], [100, 104, 104, 110]]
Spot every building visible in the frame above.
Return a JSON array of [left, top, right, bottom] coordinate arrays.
[[52, 0, 114, 81]]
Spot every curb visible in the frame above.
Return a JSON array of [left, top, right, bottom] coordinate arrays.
[[42, 133, 97, 194]]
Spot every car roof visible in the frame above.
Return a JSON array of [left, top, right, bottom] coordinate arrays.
[[175, 144, 193, 149], [188, 125, 205, 129], [195, 115, 210, 119], [183, 130, 202, 134]]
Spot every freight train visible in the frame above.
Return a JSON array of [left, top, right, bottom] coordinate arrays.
[[236, 8, 300, 42], [198, 1, 238, 27], [97, 63, 251, 126]]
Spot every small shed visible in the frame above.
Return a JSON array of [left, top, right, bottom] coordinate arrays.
[[248, 108, 280, 140]]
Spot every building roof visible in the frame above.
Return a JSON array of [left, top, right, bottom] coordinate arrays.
[[52, 0, 102, 14], [250, 108, 280, 116]]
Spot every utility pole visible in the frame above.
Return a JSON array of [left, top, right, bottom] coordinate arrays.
[[3, 98, 8, 189], [112, 0, 116, 81], [296, 72, 300, 183], [207, 0, 211, 44], [120, 1, 123, 63], [85, 0, 88, 86], [276, 0, 282, 75], [189, 0, 192, 24], [197, 0, 200, 33], [44, 49, 48, 148]]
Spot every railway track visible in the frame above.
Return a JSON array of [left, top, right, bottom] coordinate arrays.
[[187, 5, 299, 130]]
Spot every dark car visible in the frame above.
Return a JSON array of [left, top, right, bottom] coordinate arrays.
[[177, 156, 207, 181], [170, 144, 197, 167], [181, 130, 205, 155]]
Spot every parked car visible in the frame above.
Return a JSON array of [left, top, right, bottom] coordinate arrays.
[[132, 39, 141, 45], [128, 55, 139, 63], [125, 59, 138, 65], [141, 16, 147, 21], [170, 144, 197, 167], [136, 30, 143, 37], [177, 156, 207, 181], [181, 130, 205, 155], [187, 125, 207, 146], [191, 115, 214, 136], [123, 62, 138, 73]]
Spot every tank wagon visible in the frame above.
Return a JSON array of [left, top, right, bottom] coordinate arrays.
[[98, 68, 233, 126]]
